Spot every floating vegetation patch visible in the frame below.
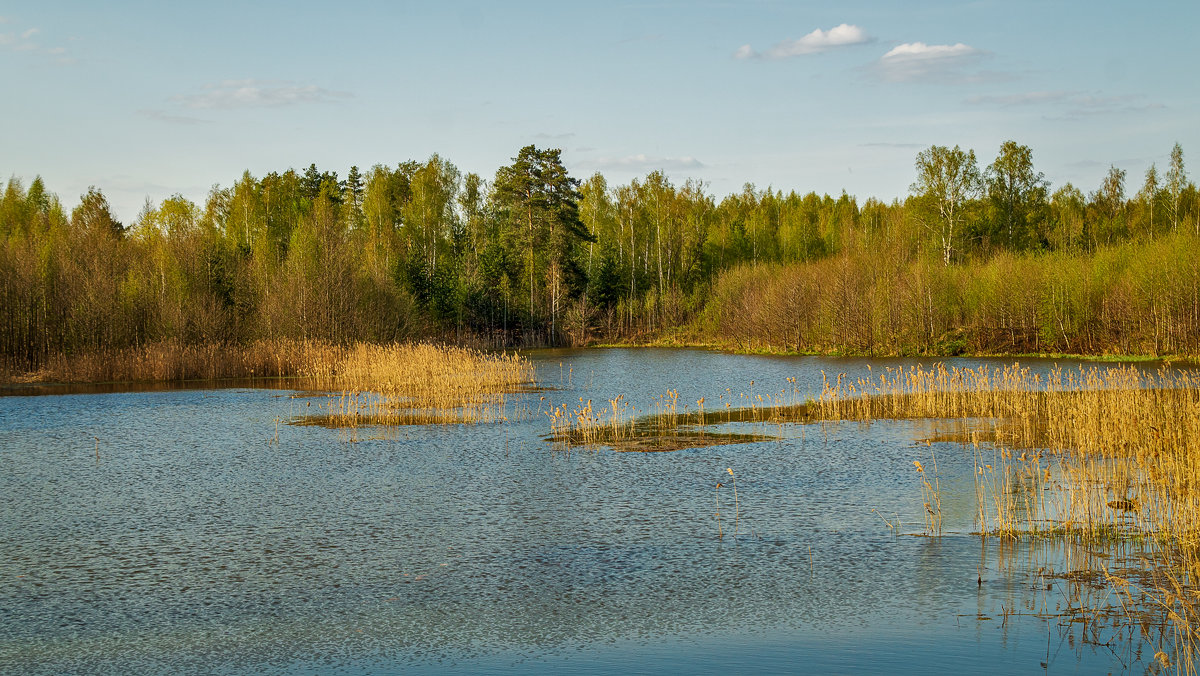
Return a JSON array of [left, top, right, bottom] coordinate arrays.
[[607, 430, 774, 453], [543, 388, 806, 452]]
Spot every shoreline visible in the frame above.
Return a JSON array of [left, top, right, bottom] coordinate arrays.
[[4, 338, 1196, 390]]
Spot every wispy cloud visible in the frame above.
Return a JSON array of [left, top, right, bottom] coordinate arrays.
[[873, 42, 988, 83], [170, 79, 351, 110], [736, 23, 871, 60], [532, 132, 575, 142], [0, 22, 73, 63], [591, 154, 704, 171], [965, 90, 1077, 107], [965, 90, 1165, 118], [139, 109, 213, 126]]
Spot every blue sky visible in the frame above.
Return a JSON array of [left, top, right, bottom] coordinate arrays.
[[2, 0, 1196, 222]]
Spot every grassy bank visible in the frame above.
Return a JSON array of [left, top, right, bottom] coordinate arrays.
[[0, 338, 341, 385], [601, 333, 1194, 364], [0, 338, 533, 391]]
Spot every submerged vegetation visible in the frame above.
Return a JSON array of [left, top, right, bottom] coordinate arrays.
[[2, 141, 1199, 381]]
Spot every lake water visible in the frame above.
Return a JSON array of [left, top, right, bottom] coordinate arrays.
[[1, 349, 1190, 674]]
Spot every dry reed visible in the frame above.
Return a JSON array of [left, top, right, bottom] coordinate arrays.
[[303, 342, 536, 427], [4, 338, 348, 384], [545, 364, 1200, 663], [809, 363, 1200, 542], [810, 361, 1200, 670], [544, 387, 778, 452], [913, 456, 942, 535]]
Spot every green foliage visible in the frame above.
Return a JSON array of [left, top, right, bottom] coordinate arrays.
[[1, 141, 1199, 375], [71, 187, 124, 240], [983, 141, 1048, 250], [492, 145, 592, 340], [911, 144, 983, 264]]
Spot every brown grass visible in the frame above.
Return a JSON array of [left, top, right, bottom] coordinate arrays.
[[4, 339, 537, 427], [300, 342, 536, 427], [809, 363, 1200, 540], [3, 338, 344, 384], [809, 361, 1200, 670], [541, 363, 1200, 665], [544, 386, 787, 452]]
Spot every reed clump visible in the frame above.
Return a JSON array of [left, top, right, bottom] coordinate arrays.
[[545, 387, 777, 452], [546, 394, 638, 447], [300, 342, 536, 427], [546, 378, 812, 450], [810, 363, 1200, 542], [819, 362, 1200, 669]]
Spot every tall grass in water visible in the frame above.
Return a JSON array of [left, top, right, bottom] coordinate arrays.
[[811, 363, 1200, 539], [305, 343, 535, 427], [913, 457, 942, 535], [815, 362, 1200, 670], [546, 395, 637, 447], [546, 379, 807, 450]]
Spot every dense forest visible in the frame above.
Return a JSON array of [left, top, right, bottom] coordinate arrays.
[[2, 141, 1198, 375]]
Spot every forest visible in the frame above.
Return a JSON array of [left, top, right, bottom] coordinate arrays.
[[2, 141, 1198, 376]]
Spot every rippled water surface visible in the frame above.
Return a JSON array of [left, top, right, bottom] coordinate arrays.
[[1, 350, 1191, 674]]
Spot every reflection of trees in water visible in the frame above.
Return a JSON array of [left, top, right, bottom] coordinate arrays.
[[979, 537, 1191, 673]]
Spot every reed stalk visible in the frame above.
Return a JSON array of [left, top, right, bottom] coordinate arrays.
[[728, 468, 740, 538]]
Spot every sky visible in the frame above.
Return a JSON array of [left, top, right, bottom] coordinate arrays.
[[2, 0, 1197, 222]]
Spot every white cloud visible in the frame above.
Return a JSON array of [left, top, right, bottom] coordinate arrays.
[[733, 44, 756, 60], [20, 27, 37, 39], [592, 154, 704, 171], [882, 42, 977, 61], [736, 23, 871, 60], [532, 132, 575, 142], [171, 79, 351, 109], [874, 42, 985, 83]]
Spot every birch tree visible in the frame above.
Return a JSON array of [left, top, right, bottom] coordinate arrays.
[[911, 145, 982, 264]]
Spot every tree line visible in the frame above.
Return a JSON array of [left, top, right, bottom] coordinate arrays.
[[1, 141, 1197, 371]]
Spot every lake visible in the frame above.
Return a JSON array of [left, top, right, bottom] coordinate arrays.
[[1, 348, 1190, 674]]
